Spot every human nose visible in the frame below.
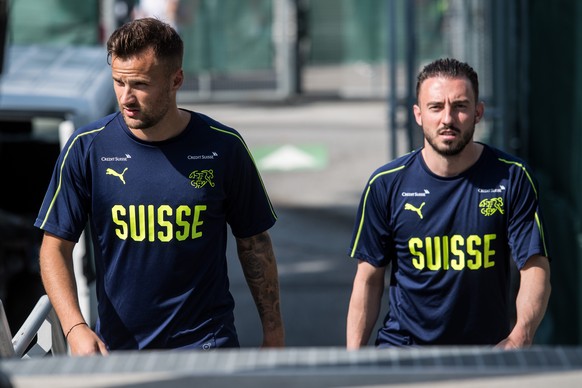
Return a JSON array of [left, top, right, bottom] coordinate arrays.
[[441, 105, 454, 126], [118, 85, 136, 105]]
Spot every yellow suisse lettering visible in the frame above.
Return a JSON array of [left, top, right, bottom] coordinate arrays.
[[129, 205, 146, 241], [466, 235, 482, 270], [441, 236, 450, 270], [408, 234, 496, 271], [410, 237, 424, 269], [449, 235, 465, 270], [192, 205, 206, 238], [176, 205, 191, 241], [157, 205, 173, 242], [426, 236, 440, 270], [483, 234, 496, 268], [426, 236, 450, 270], [148, 205, 155, 242], [111, 204, 206, 242], [112, 205, 128, 239]]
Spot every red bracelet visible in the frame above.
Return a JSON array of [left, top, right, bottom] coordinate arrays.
[[65, 322, 88, 341]]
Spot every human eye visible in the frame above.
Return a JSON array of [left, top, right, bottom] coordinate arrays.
[[131, 80, 149, 89], [454, 101, 470, 110]]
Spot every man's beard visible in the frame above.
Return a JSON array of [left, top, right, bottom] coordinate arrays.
[[425, 122, 475, 156], [120, 90, 171, 130], [122, 110, 162, 130]]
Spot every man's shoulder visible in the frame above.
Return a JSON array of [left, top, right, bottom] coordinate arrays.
[[76, 112, 121, 134], [369, 148, 422, 181], [57, 112, 121, 151], [190, 111, 241, 137], [481, 143, 521, 162], [480, 143, 531, 170]]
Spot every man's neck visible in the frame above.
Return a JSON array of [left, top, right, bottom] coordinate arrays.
[[130, 108, 190, 142], [421, 142, 483, 177]]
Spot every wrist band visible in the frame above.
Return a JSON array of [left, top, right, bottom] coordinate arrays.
[[65, 322, 88, 341]]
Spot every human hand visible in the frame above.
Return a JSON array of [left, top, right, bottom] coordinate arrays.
[[67, 324, 109, 356], [495, 337, 520, 350], [495, 333, 530, 350]]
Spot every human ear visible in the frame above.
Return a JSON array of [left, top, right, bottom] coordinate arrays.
[[475, 101, 484, 123], [172, 69, 184, 90], [413, 104, 422, 126]]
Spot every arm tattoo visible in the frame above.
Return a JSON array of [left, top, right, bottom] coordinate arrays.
[[236, 232, 282, 331]]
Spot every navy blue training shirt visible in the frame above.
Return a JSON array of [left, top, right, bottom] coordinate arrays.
[[35, 110, 277, 350], [349, 144, 549, 346]]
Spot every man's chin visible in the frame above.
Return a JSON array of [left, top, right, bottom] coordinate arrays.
[[434, 142, 465, 156], [122, 116, 147, 130]]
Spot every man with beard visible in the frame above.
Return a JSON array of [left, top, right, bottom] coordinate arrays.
[[346, 58, 551, 348], [35, 18, 284, 355]]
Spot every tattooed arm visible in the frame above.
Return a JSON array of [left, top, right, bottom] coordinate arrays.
[[236, 230, 285, 347]]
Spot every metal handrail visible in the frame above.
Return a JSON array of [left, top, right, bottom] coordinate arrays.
[[0, 295, 66, 358]]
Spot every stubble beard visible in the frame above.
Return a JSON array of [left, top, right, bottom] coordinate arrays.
[[425, 122, 476, 157], [121, 87, 172, 131]]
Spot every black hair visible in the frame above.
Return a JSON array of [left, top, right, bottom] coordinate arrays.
[[416, 58, 479, 101], [106, 17, 183, 71]]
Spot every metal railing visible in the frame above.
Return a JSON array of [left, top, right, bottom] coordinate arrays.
[[0, 295, 66, 358]]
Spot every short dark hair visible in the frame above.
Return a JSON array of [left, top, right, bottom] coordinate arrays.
[[106, 17, 183, 71], [416, 58, 479, 102]]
